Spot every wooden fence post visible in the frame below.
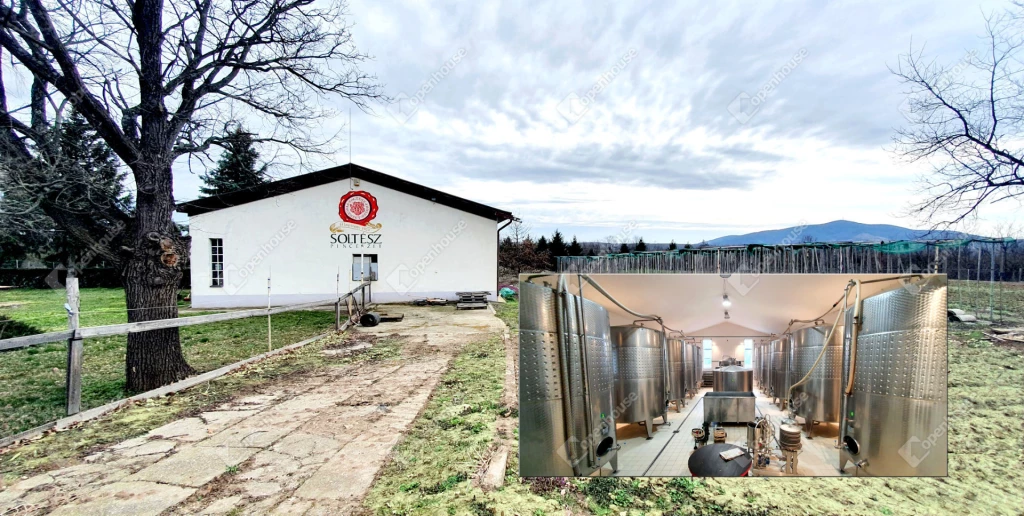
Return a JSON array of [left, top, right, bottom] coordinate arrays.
[[335, 298, 342, 331], [65, 274, 83, 416]]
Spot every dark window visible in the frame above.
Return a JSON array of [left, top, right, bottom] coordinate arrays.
[[211, 238, 224, 287], [352, 254, 378, 281]]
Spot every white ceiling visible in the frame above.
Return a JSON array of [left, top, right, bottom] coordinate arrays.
[[528, 274, 926, 335]]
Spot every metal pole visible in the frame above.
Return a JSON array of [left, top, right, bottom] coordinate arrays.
[[65, 273, 82, 416], [989, 242, 995, 322], [267, 269, 273, 351]]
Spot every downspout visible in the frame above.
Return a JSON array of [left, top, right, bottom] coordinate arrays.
[[496, 216, 515, 296]]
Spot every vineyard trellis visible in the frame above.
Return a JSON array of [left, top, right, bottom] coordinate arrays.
[[556, 238, 1023, 324]]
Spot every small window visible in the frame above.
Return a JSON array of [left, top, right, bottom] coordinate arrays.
[[352, 254, 378, 281], [211, 238, 224, 287], [702, 339, 713, 368], [743, 339, 753, 368]]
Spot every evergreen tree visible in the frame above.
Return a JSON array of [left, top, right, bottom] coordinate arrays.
[[635, 237, 647, 252], [199, 126, 269, 196], [568, 236, 583, 256], [536, 235, 549, 254], [619, 242, 630, 253], [0, 110, 129, 266], [668, 240, 677, 250], [549, 230, 568, 257], [684, 242, 692, 249], [587, 249, 596, 257]]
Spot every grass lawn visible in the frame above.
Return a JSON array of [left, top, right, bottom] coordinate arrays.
[[0, 288, 334, 439], [493, 298, 518, 330], [948, 279, 1024, 326]]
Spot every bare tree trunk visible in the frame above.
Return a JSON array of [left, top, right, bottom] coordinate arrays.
[[124, 256, 192, 391], [123, 161, 193, 392]]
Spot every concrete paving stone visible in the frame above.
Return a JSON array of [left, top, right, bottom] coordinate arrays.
[[146, 410, 258, 443], [129, 446, 259, 487], [237, 450, 302, 482], [200, 495, 244, 515], [48, 481, 195, 516], [270, 496, 313, 515], [110, 435, 151, 450], [0, 488, 25, 507], [292, 439, 393, 501], [197, 419, 300, 449], [147, 418, 213, 442], [10, 473, 54, 491], [243, 481, 280, 498], [271, 432, 344, 460], [113, 439, 177, 457], [227, 394, 282, 409]]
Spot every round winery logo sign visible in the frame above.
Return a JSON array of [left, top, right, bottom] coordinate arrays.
[[330, 189, 382, 249], [338, 190, 378, 226]]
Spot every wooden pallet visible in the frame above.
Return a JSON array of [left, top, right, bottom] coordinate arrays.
[[378, 312, 404, 322], [456, 291, 489, 310]]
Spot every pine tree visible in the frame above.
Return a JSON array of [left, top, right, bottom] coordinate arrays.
[[668, 240, 677, 250], [568, 236, 583, 256], [0, 110, 129, 266], [619, 243, 630, 253], [199, 126, 269, 196], [587, 249, 597, 257], [635, 237, 647, 252], [536, 235, 549, 254], [549, 230, 568, 257]]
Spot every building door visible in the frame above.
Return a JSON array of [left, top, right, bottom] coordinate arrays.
[[352, 254, 378, 281]]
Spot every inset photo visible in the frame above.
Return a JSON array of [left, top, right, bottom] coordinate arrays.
[[518, 273, 947, 477]]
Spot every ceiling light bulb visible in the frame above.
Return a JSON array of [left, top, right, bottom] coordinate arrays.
[[724, 311, 730, 320], [722, 294, 731, 308]]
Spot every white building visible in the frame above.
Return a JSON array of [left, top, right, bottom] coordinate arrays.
[[178, 164, 514, 308]]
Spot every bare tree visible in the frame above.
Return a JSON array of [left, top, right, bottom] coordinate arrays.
[[506, 220, 532, 245], [893, 4, 1024, 228], [0, 0, 383, 391]]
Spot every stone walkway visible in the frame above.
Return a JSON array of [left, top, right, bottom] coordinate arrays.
[[0, 305, 504, 515]]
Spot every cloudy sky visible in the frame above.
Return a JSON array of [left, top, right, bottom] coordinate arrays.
[[170, 0, 1022, 243]]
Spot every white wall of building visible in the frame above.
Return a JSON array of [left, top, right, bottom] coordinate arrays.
[[186, 178, 500, 307], [688, 321, 769, 370]]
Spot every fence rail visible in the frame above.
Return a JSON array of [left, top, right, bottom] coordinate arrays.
[[0, 278, 372, 416]]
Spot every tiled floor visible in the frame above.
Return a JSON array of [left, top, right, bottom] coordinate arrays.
[[600, 385, 850, 477]]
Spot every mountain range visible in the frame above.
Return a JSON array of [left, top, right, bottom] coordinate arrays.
[[704, 220, 978, 246]]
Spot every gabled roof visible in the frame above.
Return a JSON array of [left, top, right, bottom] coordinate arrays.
[[177, 163, 514, 221]]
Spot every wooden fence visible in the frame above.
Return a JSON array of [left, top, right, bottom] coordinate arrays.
[[0, 278, 372, 416]]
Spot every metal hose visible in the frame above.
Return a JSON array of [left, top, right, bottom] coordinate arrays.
[[573, 274, 597, 467], [844, 279, 863, 396], [787, 283, 852, 407]]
